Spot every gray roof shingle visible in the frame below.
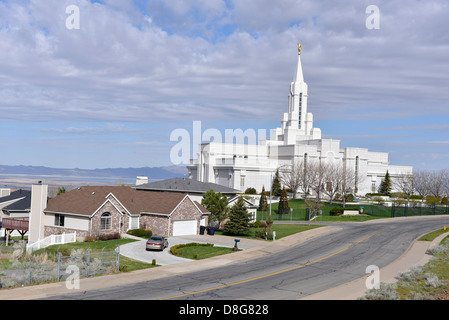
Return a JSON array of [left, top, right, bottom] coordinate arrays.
[[135, 178, 239, 194]]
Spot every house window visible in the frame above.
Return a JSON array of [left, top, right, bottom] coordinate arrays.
[[54, 214, 65, 227], [101, 212, 112, 230]]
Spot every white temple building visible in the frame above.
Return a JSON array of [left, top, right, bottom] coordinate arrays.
[[187, 45, 412, 196]]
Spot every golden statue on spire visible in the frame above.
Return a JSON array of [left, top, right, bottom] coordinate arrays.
[[297, 42, 301, 55]]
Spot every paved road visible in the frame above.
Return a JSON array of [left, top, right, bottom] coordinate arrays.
[[44, 216, 449, 300]]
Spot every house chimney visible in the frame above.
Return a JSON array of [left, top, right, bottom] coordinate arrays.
[[28, 183, 48, 245], [0, 188, 11, 198], [136, 176, 148, 186]]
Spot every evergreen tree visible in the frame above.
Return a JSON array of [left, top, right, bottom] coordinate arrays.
[[223, 197, 252, 235], [379, 171, 392, 196], [265, 213, 273, 240], [271, 169, 282, 197], [258, 185, 268, 212], [277, 187, 290, 214], [201, 189, 229, 228]]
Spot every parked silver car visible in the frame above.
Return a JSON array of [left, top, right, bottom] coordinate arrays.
[[146, 236, 168, 251]]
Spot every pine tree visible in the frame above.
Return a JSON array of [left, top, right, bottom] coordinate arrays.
[[277, 186, 290, 214], [223, 197, 251, 235], [201, 189, 229, 228], [271, 169, 282, 197], [259, 185, 268, 212], [379, 170, 392, 196]]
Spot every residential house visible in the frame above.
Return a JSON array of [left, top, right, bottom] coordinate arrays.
[[0, 189, 32, 237], [40, 185, 210, 240]]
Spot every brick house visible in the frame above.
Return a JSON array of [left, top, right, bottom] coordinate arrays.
[[43, 186, 210, 239]]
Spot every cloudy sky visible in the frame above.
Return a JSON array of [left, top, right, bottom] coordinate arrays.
[[1, 0, 448, 171]]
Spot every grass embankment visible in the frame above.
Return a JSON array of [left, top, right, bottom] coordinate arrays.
[[32, 238, 155, 272]]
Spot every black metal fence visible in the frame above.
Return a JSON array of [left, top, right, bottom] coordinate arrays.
[[257, 200, 449, 221]]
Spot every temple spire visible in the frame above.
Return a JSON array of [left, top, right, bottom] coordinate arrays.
[[293, 43, 304, 83]]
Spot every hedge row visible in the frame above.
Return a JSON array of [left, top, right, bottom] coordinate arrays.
[[126, 228, 152, 238]]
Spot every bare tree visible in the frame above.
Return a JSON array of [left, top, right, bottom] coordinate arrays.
[[340, 166, 358, 208], [413, 170, 430, 203], [394, 172, 415, 205], [427, 169, 447, 199], [309, 161, 328, 201], [279, 160, 304, 199], [323, 162, 344, 204]]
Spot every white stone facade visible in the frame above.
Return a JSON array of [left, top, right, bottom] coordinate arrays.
[[187, 48, 412, 196]]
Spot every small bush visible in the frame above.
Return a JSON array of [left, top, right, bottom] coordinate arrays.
[[329, 207, 344, 216], [127, 229, 152, 238], [396, 265, 423, 282], [244, 187, 257, 194], [426, 244, 449, 256], [253, 220, 262, 229], [360, 282, 399, 300], [425, 273, 442, 288], [85, 235, 97, 242], [99, 232, 120, 241], [255, 229, 266, 239]]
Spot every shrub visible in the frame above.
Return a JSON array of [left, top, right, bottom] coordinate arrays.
[[360, 282, 399, 300], [253, 220, 262, 229], [426, 244, 449, 256], [244, 187, 257, 194], [99, 232, 120, 241], [396, 265, 423, 282], [85, 235, 97, 242], [424, 273, 442, 288], [425, 196, 441, 206], [329, 207, 344, 216], [255, 229, 266, 239], [127, 228, 152, 238]]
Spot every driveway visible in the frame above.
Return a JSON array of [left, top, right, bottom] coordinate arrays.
[[119, 234, 263, 266]]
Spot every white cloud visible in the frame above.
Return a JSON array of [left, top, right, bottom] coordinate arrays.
[[1, 0, 448, 169]]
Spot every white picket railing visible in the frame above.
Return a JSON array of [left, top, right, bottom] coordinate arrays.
[[26, 232, 77, 253]]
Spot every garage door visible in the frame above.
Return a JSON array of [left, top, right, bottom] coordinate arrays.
[[172, 220, 197, 236]]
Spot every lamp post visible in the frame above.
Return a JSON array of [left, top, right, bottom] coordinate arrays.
[[269, 172, 272, 217]]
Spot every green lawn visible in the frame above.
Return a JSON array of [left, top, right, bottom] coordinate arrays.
[[171, 244, 238, 260], [258, 199, 386, 222], [418, 228, 449, 242], [215, 223, 323, 240], [260, 198, 449, 222]]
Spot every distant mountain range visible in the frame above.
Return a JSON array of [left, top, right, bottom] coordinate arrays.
[[0, 164, 188, 181]]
